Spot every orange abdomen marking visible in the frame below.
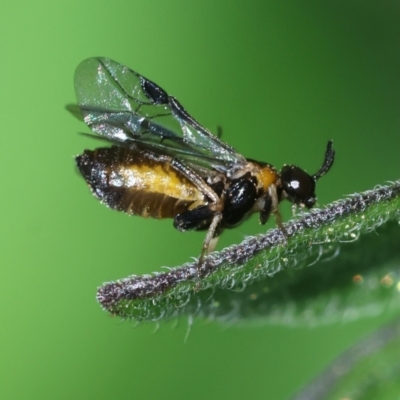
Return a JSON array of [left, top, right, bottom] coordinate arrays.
[[76, 146, 205, 219], [113, 160, 202, 202]]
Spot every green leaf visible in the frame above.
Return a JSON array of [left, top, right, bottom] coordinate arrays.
[[97, 180, 400, 324], [293, 317, 400, 400]]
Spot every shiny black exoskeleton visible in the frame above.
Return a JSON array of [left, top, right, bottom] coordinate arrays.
[[173, 141, 335, 235]]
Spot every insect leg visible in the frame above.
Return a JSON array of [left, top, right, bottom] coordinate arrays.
[[197, 212, 223, 275], [207, 236, 220, 254], [173, 204, 223, 276], [174, 205, 215, 231], [269, 184, 287, 237], [171, 159, 221, 206], [171, 159, 225, 276], [259, 194, 272, 225]]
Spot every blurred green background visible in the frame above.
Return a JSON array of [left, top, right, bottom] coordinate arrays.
[[1, 1, 399, 399]]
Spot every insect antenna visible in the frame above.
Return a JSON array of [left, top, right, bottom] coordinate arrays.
[[312, 140, 335, 181]]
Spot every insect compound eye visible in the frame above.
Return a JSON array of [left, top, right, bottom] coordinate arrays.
[[280, 165, 316, 208]]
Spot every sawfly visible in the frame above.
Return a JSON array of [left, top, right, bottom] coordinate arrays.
[[74, 57, 335, 274]]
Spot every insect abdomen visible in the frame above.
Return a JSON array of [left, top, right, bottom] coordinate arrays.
[[76, 146, 205, 219]]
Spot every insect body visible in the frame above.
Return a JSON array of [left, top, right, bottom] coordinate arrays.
[[74, 58, 335, 272]]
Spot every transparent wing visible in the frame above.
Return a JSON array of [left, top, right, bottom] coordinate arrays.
[[74, 57, 246, 170]]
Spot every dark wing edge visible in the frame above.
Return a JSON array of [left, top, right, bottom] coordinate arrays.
[[74, 57, 246, 170]]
